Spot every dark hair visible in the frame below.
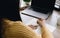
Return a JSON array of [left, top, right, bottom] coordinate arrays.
[[0, 0, 22, 38]]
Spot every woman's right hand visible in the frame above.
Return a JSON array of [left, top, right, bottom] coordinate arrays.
[[37, 18, 45, 27]]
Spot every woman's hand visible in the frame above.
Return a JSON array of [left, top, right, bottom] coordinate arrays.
[[28, 18, 46, 30], [37, 18, 45, 27]]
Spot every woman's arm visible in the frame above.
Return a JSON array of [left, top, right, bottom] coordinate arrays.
[[37, 18, 54, 38]]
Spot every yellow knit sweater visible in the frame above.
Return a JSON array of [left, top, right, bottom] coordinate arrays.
[[2, 19, 41, 38]]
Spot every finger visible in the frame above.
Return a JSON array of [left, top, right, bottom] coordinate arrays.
[[37, 19, 40, 24], [38, 18, 45, 21], [37, 20, 42, 27]]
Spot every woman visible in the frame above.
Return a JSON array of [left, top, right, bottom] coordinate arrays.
[[2, 18, 54, 38], [0, 0, 54, 38]]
